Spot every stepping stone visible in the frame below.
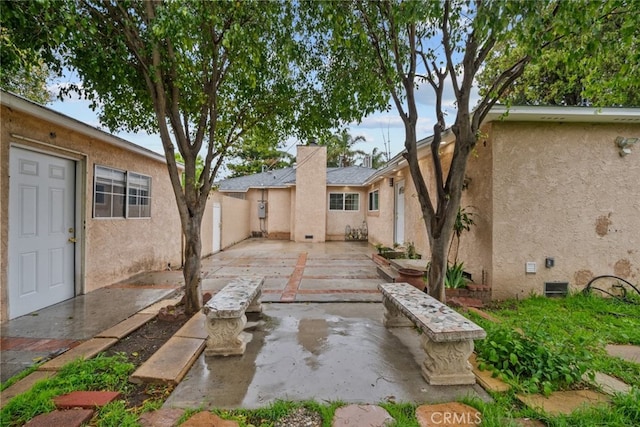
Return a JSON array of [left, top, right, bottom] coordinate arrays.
[[129, 336, 205, 385], [605, 344, 640, 363], [416, 402, 481, 427], [469, 354, 511, 393], [139, 408, 186, 427], [54, 390, 121, 409], [38, 338, 118, 371], [516, 390, 610, 416], [332, 404, 394, 426], [24, 409, 94, 427], [181, 411, 239, 426], [96, 313, 156, 339], [588, 372, 632, 395]]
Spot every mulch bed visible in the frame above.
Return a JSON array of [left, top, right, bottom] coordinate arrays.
[[103, 305, 191, 408]]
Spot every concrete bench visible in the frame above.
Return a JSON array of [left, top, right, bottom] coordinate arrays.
[[378, 282, 486, 385], [202, 276, 264, 356]]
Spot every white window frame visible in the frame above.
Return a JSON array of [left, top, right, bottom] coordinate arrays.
[[94, 165, 126, 218], [127, 172, 152, 218], [93, 165, 152, 219], [368, 189, 379, 211], [329, 192, 360, 211]]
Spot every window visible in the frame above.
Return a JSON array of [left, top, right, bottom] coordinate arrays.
[[94, 166, 126, 218], [329, 192, 360, 211], [368, 189, 379, 211], [127, 172, 151, 218], [94, 166, 152, 218]]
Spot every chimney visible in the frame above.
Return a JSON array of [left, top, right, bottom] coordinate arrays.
[[294, 144, 327, 242]]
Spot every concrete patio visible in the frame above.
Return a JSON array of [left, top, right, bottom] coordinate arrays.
[[1, 239, 490, 411]]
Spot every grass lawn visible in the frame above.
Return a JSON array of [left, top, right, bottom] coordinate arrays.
[[1, 293, 638, 426], [473, 293, 640, 388]]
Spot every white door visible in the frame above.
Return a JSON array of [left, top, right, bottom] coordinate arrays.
[[394, 180, 405, 245], [212, 202, 221, 253], [8, 147, 76, 319]]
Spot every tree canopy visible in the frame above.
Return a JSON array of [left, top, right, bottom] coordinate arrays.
[[477, 7, 640, 107], [312, 0, 638, 301], [5, 0, 388, 314], [226, 129, 294, 178], [0, 2, 57, 103]]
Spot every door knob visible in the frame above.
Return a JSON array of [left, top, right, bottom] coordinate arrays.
[[68, 237, 77, 243]]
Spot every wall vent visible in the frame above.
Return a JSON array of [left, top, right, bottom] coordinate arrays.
[[305, 235, 313, 239], [544, 282, 568, 297]]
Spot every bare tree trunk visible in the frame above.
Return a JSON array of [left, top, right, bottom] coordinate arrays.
[[182, 216, 203, 315], [428, 228, 451, 302]]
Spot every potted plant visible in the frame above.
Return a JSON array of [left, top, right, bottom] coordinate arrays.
[[397, 268, 427, 291], [444, 261, 468, 297]]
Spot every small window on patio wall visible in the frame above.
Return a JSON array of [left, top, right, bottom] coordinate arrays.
[[329, 192, 360, 211], [94, 166, 152, 218], [368, 189, 379, 211]]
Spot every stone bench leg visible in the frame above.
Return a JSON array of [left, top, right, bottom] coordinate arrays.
[[246, 290, 263, 313], [381, 296, 414, 327], [204, 314, 252, 356], [421, 336, 475, 385]]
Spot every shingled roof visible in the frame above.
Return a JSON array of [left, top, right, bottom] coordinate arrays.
[[217, 165, 377, 192]]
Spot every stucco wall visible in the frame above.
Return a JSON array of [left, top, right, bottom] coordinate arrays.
[[491, 122, 640, 299], [266, 188, 291, 239], [202, 194, 214, 257], [294, 145, 327, 242], [398, 141, 456, 260], [455, 125, 494, 286], [243, 189, 264, 236], [325, 186, 368, 240], [366, 178, 395, 247], [217, 193, 250, 249], [1, 104, 182, 321]]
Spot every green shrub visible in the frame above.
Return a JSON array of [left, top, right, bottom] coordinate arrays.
[[445, 262, 466, 289], [475, 324, 592, 395]]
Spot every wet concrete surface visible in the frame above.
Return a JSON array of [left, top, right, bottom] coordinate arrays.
[[3, 239, 488, 408], [164, 303, 490, 409], [1, 287, 176, 382]]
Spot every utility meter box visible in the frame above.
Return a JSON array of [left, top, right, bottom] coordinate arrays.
[[257, 202, 267, 219]]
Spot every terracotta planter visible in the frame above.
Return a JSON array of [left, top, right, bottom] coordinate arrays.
[[397, 268, 426, 291]]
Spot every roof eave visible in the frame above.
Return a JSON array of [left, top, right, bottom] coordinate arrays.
[[485, 105, 640, 124], [2, 90, 170, 164]]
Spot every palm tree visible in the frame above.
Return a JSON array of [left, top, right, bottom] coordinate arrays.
[[322, 129, 366, 167]]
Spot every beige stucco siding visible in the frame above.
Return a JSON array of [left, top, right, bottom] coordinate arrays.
[[456, 125, 494, 286], [491, 122, 640, 299], [83, 141, 182, 291], [1, 103, 182, 321], [366, 178, 395, 246], [218, 193, 250, 248], [399, 141, 456, 259], [266, 188, 291, 239], [244, 189, 265, 236]]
